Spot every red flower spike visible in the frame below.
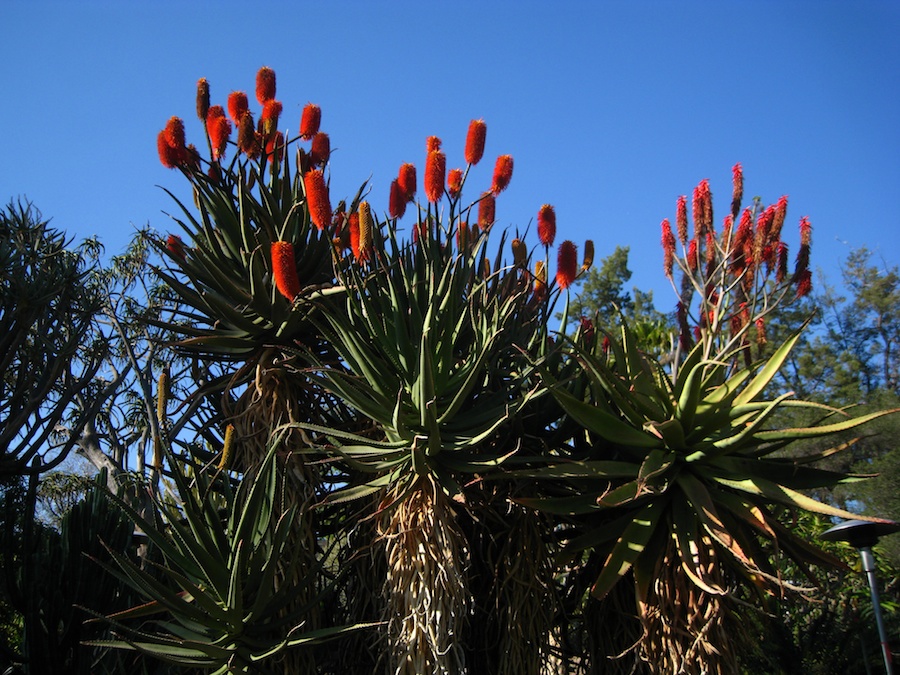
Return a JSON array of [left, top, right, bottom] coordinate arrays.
[[166, 234, 185, 259], [478, 193, 496, 230], [556, 240, 578, 290], [692, 179, 712, 238], [447, 168, 463, 199], [731, 163, 743, 219], [261, 100, 282, 135], [348, 212, 361, 259], [309, 132, 330, 167], [425, 150, 446, 203], [157, 131, 181, 169], [465, 119, 486, 166], [304, 169, 332, 230], [771, 195, 788, 244], [676, 195, 688, 245], [300, 103, 321, 140], [272, 241, 301, 300], [398, 163, 417, 202], [426, 136, 442, 153], [537, 204, 556, 247], [255, 67, 276, 105], [389, 179, 406, 219], [687, 239, 698, 272], [491, 155, 514, 195], [196, 78, 210, 121], [227, 91, 249, 125], [661, 219, 676, 278]]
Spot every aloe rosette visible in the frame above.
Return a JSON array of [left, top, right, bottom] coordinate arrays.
[[521, 324, 897, 673]]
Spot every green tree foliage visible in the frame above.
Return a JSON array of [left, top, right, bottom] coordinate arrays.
[[0, 201, 106, 476]]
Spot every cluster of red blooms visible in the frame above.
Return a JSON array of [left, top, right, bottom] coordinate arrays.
[[660, 163, 814, 352], [158, 67, 591, 303]]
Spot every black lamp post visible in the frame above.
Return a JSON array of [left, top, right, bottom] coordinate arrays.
[[821, 519, 900, 675]]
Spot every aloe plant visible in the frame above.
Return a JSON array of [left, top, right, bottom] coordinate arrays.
[[518, 322, 898, 673], [84, 433, 372, 674]]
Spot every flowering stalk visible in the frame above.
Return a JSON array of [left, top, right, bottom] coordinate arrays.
[[272, 241, 302, 300], [304, 169, 332, 230], [491, 155, 514, 195], [537, 204, 556, 247], [465, 119, 486, 166]]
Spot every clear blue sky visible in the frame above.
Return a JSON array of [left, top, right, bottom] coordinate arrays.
[[4, 1, 899, 310]]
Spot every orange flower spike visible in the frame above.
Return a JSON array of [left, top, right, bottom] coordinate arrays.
[[731, 163, 743, 219], [157, 131, 181, 169], [227, 91, 249, 125], [196, 78, 210, 121], [309, 132, 331, 167], [478, 192, 496, 230], [271, 241, 301, 300], [426, 135, 442, 153], [556, 240, 578, 290], [358, 201, 374, 257], [164, 117, 186, 153], [389, 179, 407, 219], [256, 66, 276, 105], [537, 204, 556, 247], [206, 106, 231, 161], [661, 219, 676, 278], [582, 239, 595, 271], [398, 163, 417, 202], [425, 150, 446, 203], [304, 169, 332, 230], [447, 168, 463, 199], [465, 119, 486, 166], [676, 195, 688, 245], [261, 100, 282, 135], [300, 103, 322, 140], [491, 154, 514, 195]]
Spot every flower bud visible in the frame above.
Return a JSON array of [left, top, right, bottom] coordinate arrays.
[[196, 78, 210, 121]]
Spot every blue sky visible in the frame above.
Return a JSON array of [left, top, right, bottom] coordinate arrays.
[[3, 1, 899, 310]]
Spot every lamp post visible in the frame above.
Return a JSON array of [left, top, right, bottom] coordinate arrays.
[[821, 519, 900, 675]]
